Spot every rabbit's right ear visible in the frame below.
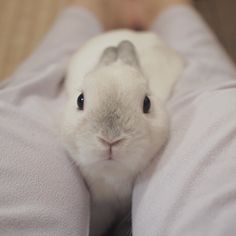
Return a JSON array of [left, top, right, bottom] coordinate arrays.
[[98, 47, 118, 66], [117, 41, 140, 69]]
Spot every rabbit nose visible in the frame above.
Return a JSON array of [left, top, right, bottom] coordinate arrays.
[[98, 137, 124, 147]]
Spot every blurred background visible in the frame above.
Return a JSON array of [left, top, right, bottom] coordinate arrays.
[[0, 0, 235, 80]]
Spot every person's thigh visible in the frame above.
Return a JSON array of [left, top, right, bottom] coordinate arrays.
[[0, 99, 89, 236], [133, 75, 236, 236]]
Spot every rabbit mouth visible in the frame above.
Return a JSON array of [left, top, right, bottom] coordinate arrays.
[[97, 136, 124, 161], [105, 148, 114, 161], [103, 146, 122, 162]]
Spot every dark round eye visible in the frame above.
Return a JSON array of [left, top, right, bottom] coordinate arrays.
[[77, 93, 84, 110], [143, 95, 151, 114]]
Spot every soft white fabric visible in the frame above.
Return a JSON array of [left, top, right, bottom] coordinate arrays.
[[133, 5, 236, 236], [0, 4, 236, 236]]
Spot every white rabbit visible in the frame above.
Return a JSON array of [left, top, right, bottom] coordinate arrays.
[[61, 30, 184, 236]]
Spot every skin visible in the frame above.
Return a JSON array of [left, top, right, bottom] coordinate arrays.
[[72, 0, 192, 30]]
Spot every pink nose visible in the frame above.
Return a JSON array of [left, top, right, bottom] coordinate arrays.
[[98, 137, 124, 147]]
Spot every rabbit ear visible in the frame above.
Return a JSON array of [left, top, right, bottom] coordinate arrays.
[[117, 40, 140, 68], [98, 41, 140, 69], [98, 46, 118, 66]]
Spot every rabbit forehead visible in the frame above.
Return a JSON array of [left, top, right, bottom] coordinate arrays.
[[83, 64, 147, 95]]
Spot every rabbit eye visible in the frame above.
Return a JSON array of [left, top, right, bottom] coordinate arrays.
[[143, 96, 151, 114], [77, 93, 84, 110]]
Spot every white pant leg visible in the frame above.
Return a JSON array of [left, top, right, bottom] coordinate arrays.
[[133, 6, 236, 236]]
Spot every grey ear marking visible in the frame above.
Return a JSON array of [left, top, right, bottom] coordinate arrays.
[[98, 41, 140, 69], [98, 46, 118, 66], [117, 40, 140, 68]]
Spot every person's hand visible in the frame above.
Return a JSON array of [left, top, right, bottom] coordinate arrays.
[[72, 0, 192, 30], [71, 0, 144, 30]]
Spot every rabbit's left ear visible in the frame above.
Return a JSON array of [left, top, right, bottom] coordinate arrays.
[[117, 40, 140, 69], [98, 46, 118, 66]]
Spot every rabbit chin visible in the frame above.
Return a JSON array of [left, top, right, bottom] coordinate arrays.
[[76, 148, 137, 186], [80, 157, 135, 203], [79, 151, 136, 177]]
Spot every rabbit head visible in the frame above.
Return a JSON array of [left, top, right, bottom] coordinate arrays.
[[62, 41, 169, 179]]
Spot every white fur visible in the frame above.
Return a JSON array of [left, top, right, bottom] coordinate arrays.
[[61, 30, 184, 236]]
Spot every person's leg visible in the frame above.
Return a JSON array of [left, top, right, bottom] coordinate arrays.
[[133, 1, 236, 236]]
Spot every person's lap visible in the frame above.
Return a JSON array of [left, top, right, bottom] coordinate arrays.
[[132, 59, 236, 235], [0, 62, 90, 235]]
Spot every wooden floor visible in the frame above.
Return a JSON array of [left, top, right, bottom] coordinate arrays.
[[0, 0, 235, 80]]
